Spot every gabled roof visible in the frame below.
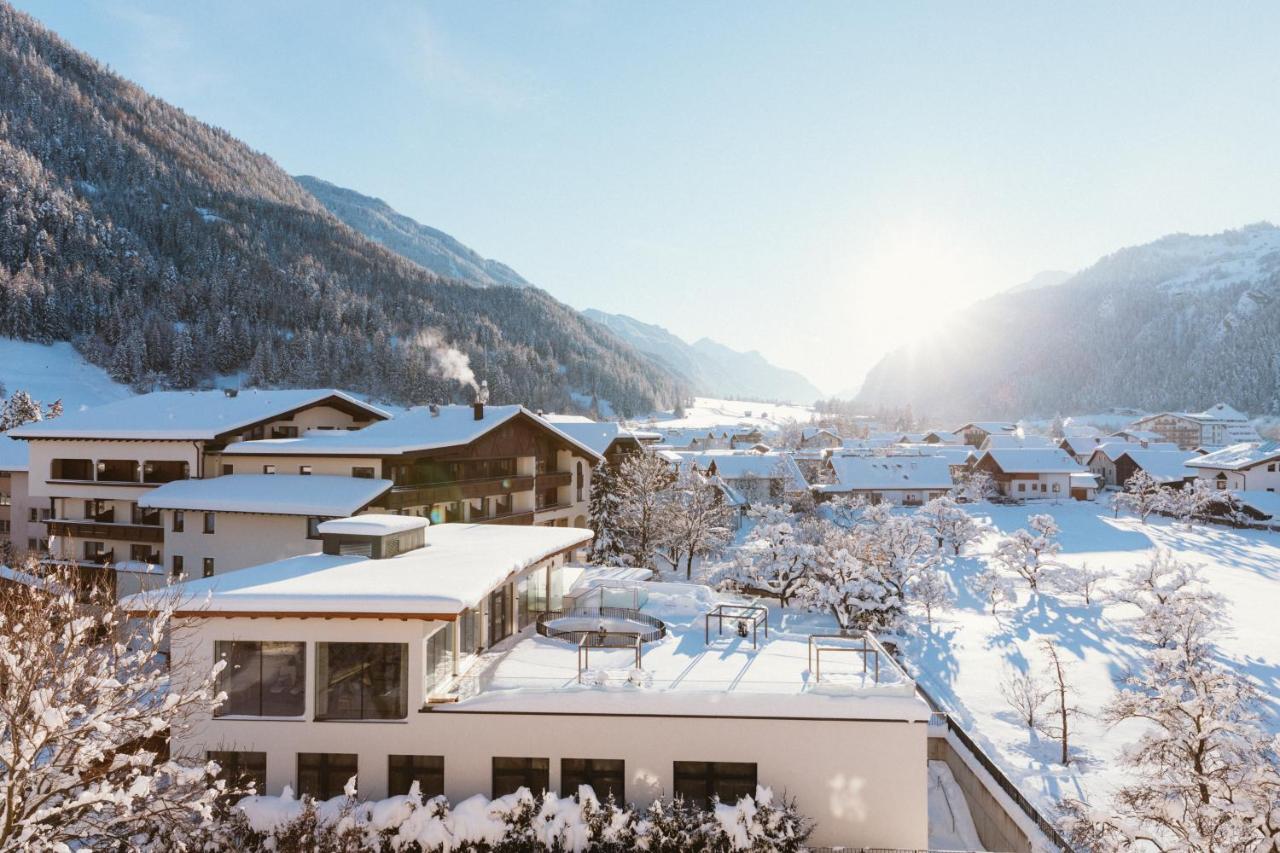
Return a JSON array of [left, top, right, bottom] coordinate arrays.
[[979, 448, 1082, 474], [981, 434, 1056, 450], [1119, 449, 1199, 484], [922, 430, 962, 444], [893, 444, 974, 466], [1088, 442, 1143, 464], [138, 474, 392, 516], [125, 523, 592, 617], [682, 452, 808, 490], [955, 421, 1018, 435], [1059, 434, 1105, 454], [1186, 441, 1280, 471], [819, 454, 954, 492], [1110, 429, 1164, 442], [541, 417, 640, 457], [8, 389, 388, 441], [222, 405, 604, 462]]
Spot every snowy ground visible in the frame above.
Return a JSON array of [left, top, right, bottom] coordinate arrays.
[[0, 337, 131, 411], [901, 499, 1280, 818], [632, 396, 816, 430]]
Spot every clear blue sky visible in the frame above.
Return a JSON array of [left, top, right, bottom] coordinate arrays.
[[15, 1, 1280, 395]]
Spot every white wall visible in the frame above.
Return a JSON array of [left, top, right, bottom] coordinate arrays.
[[165, 510, 321, 576], [1002, 473, 1071, 499], [170, 615, 928, 849]]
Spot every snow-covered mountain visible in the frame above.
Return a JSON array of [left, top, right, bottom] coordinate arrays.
[[295, 176, 531, 289], [858, 223, 1280, 420], [584, 310, 824, 404]]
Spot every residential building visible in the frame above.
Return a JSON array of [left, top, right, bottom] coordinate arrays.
[[1086, 442, 1182, 488], [972, 448, 1085, 500], [921, 429, 962, 445], [954, 422, 1018, 448], [680, 451, 808, 505], [9, 389, 388, 596], [798, 427, 843, 450], [1057, 434, 1106, 465], [1186, 441, 1280, 492], [542, 415, 650, 467], [0, 433, 43, 559], [979, 433, 1056, 451], [814, 452, 954, 506], [136, 517, 930, 849], [1128, 403, 1261, 450], [1111, 449, 1198, 490]]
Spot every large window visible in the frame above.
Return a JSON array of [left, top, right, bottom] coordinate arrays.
[[203, 512, 216, 534], [208, 750, 267, 795], [388, 755, 444, 798], [51, 458, 93, 481], [316, 643, 407, 720], [424, 626, 453, 694], [561, 758, 624, 800], [214, 641, 306, 718], [298, 753, 357, 800], [492, 757, 548, 797], [173, 510, 185, 533], [487, 586, 510, 646], [672, 761, 757, 806], [459, 607, 479, 655]]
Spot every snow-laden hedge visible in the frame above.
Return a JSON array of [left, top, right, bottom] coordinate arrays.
[[196, 782, 811, 852]]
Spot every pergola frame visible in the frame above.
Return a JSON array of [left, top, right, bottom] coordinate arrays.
[[704, 603, 769, 649]]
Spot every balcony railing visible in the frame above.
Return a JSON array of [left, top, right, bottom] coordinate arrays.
[[384, 474, 534, 510], [46, 520, 165, 544], [536, 471, 573, 489], [474, 510, 535, 526]]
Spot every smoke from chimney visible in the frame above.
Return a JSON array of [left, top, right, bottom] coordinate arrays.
[[414, 330, 477, 391]]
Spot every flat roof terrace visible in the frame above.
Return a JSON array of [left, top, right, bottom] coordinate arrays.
[[439, 575, 927, 722]]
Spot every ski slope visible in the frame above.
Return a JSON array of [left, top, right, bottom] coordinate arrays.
[[0, 337, 131, 411]]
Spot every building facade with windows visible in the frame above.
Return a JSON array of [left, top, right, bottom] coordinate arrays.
[[972, 447, 1086, 500], [0, 434, 43, 559], [141, 517, 930, 849]]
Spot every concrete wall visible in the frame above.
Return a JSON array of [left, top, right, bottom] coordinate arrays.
[[171, 614, 929, 850]]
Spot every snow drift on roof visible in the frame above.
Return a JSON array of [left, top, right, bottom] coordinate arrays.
[[1187, 441, 1280, 471], [316, 514, 428, 536], [139, 474, 391, 516], [821, 454, 955, 492], [8, 389, 387, 440], [980, 448, 1083, 474], [1119, 449, 1199, 483], [128, 523, 593, 615]]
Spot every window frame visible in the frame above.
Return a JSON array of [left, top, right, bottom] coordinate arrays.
[[315, 642, 408, 721], [388, 754, 444, 798], [672, 760, 757, 807], [297, 752, 358, 801], [560, 757, 624, 800], [213, 640, 307, 718], [203, 512, 216, 534], [492, 756, 549, 798], [207, 750, 267, 796]]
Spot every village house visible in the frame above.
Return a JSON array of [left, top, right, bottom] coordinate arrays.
[[133, 515, 931, 849], [1185, 441, 1280, 492], [1109, 449, 1198, 490], [954, 421, 1018, 448], [679, 451, 808, 506], [1127, 403, 1261, 450], [543, 415, 650, 467], [1086, 441, 1182, 487], [798, 427, 843, 450], [979, 433, 1057, 451], [1057, 434, 1107, 465], [972, 447, 1085, 500], [8, 389, 390, 597], [813, 452, 954, 506], [921, 429, 962, 445]]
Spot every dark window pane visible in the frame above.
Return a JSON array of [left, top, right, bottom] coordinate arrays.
[[316, 643, 407, 720], [388, 754, 444, 798], [214, 641, 305, 717], [492, 756, 549, 798], [208, 750, 266, 795], [298, 753, 357, 800], [673, 761, 757, 806], [561, 758, 624, 800]]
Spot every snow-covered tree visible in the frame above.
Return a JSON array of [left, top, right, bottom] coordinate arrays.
[[662, 467, 733, 579], [714, 504, 816, 607], [915, 496, 983, 555], [1112, 470, 1167, 524], [0, 562, 229, 850], [0, 389, 61, 432], [1061, 559, 1280, 849], [1051, 561, 1108, 605], [990, 513, 1061, 592], [587, 463, 626, 565], [612, 452, 676, 568], [801, 525, 896, 632], [909, 566, 952, 626], [952, 470, 997, 503], [1000, 664, 1051, 730], [1163, 478, 1236, 527], [972, 564, 1015, 615]]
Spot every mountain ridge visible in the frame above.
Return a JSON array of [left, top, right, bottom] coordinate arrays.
[[857, 222, 1280, 419]]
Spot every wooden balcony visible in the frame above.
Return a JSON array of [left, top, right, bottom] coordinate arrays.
[[473, 510, 535, 526], [46, 520, 165, 544], [383, 474, 535, 510], [537, 470, 573, 489]]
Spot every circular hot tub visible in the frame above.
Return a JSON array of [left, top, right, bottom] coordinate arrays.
[[536, 606, 666, 645]]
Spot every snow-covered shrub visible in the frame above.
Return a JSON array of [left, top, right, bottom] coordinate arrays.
[[195, 785, 809, 853]]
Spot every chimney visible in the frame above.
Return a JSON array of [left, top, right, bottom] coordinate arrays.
[[223, 387, 238, 398], [429, 404, 440, 417], [473, 380, 490, 421]]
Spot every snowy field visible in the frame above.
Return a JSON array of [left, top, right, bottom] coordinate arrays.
[[0, 336, 131, 411], [902, 500, 1280, 818], [633, 396, 816, 430]]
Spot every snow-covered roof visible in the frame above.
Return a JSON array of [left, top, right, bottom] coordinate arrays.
[[1069, 472, 1099, 487], [922, 430, 962, 444], [955, 421, 1017, 435], [138, 475, 392, 516], [0, 433, 28, 471], [8, 389, 388, 441], [1236, 490, 1280, 521], [1119, 450, 1199, 483], [1110, 429, 1163, 442], [893, 444, 974, 466], [130, 523, 592, 616], [821, 454, 954, 492], [540, 418, 639, 457], [1088, 441, 1143, 464], [801, 427, 841, 441], [979, 448, 1082, 474], [223, 404, 604, 462], [683, 452, 807, 489], [1061, 423, 1102, 438], [842, 437, 896, 450], [1059, 434, 1105, 454], [1186, 441, 1280, 471], [981, 434, 1056, 450], [316, 514, 428, 536]]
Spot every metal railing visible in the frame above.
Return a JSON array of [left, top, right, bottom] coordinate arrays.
[[536, 606, 667, 646], [577, 631, 644, 682], [806, 633, 911, 685], [704, 603, 769, 648]]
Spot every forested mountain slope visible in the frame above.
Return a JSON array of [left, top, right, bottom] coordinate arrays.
[[0, 3, 679, 415], [295, 176, 531, 289], [584, 310, 824, 403], [857, 223, 1280, 419]]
